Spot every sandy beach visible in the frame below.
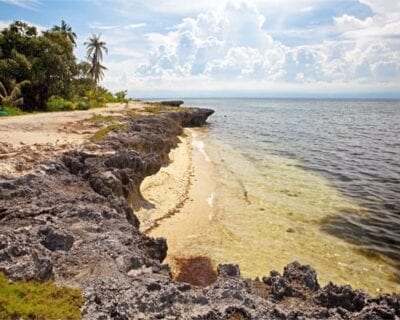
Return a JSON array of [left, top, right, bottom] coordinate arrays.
[[136, 128, 218, 277], [0, 102, 146, 177]]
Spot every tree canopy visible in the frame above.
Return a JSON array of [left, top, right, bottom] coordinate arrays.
[[0, 20, 118, 112]]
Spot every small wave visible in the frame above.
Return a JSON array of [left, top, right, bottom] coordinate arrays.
[[207, 192, 215, 220], [192, 139, 211, 162], [207, 192, 215, 207]]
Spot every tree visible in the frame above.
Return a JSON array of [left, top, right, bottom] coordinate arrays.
[[0, 21, 78, 110], [0, 79, 30, 107], [32, 31, 77, 108], [52, 20, 77, 47], [84, 34, 108, 85], [115, 90, 128, 103], [71, 61, 95, 98]]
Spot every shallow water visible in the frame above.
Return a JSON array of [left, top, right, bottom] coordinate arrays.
[[183, 98, 400, 292], [146, 99, 400, 294]]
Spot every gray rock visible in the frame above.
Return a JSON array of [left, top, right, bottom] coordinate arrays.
[[1, 108, 399, 320], [217, 264, 241, 277], [38, 226, 74, 251], [160, 100, 184, 107]]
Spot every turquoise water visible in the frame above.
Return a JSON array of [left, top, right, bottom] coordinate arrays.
[[184, 98, 400, 286]]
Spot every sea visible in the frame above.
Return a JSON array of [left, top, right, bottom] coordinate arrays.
[[178, 98, 400, 294]]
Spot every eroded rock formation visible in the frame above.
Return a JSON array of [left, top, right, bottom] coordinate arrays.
[[0, 107, 398, 319]]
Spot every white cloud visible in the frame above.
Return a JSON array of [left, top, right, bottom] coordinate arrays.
[[0, 0, 40, 9], [89, 22, 146, 31], [124, 23, 146, 30], [99, 0, 400, 96], [358, 0, 400, 15]]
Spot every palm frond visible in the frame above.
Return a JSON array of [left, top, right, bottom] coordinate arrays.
[[13, 97, 23, 106], [10, 86, 21, 101], [0, 81, 7, 98]]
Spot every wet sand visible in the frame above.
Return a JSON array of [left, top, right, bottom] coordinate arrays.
[[136, 128, 218, 276]]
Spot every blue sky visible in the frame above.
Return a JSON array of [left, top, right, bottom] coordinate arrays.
[[0, 0, 399, 98]]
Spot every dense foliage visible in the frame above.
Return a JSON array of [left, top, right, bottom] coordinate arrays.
[[0, 21, 127, 114]]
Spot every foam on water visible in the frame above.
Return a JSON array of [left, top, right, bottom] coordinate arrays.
[[192, 139, 211, 162]]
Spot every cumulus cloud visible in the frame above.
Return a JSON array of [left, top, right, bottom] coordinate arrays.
[[101, 0, 400, 96]]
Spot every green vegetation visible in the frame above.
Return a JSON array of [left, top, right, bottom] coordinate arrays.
[[87, 114, 121, 123], [90, 123, 127, 142], [0, 273, 83, 319], [0, 20, 128, 115], [114, 90, 129, 103], [0, 105, 25, 116], [75, 101, 89, 110], [144, 104, 188, 114], [46, 96, 74, 112], [85, 34, 108, 85], [0, 80, 30, 108], [51, 20, 77, 47]]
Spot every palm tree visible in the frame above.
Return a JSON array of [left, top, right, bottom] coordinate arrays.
[[84, 34, 108, 85], [52, 20, 77, 47], [0, 80, 30, 108]]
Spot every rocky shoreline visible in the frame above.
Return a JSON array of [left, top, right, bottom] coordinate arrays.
[[0, 107, 399, 319]]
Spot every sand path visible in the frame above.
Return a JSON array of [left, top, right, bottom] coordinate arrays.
[[0, 102, 145, 146], [0, 102, 146, 177]]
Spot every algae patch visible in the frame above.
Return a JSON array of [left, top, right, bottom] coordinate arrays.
[[0, 273, 83, 319], [86, 114, 122, 124], [89, 123, 128, 142], [144, 104, 188, 114]]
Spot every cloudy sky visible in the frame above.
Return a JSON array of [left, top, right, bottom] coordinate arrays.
[[1, 0, 399, 98]]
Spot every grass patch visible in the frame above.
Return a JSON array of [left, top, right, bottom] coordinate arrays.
[[144, 103, 188, 114], [144, 104, 164, 114], [86, 114, 121, 123], [0, 273, 83, 319], [89, 123, 127, 142]]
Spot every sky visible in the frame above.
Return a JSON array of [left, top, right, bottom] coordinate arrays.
[[0, 0, 399, 98]]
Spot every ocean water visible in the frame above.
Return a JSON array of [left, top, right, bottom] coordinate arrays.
[[181, 98, 400, 294]]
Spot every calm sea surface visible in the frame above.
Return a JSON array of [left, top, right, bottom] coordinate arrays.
[[183, 98, 400, 292]]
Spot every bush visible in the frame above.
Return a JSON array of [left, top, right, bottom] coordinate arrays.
[[46, 96, 74, 112], [114, 90, 128, 103], [104, 92, 116, 103], [0, 105, 25, 116], [88, 100, 105, 109], [75, 101, 89, 110]]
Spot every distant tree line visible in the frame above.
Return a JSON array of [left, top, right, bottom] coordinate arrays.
[[0, 20, 127, 114]]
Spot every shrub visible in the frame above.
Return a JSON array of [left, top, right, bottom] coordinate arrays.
[[0, 105, 25, 116], [86, 89, 106, 109], [46, 96, 74, 112], [104, 92, 116, 103], [114, 90, 128, 103], [75, 101, 89, 110]]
